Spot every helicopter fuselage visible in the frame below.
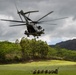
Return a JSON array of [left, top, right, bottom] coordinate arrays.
[[24, 23, 44, 37], [19, 10, 44, 37]]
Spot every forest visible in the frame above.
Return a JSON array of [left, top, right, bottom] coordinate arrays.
[[0, 37, 76, 64]]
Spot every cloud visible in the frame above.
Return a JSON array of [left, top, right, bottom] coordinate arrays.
[[0, 0, 76, 44]]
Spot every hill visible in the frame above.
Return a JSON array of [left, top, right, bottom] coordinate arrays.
[[0, 38, 76, 63], [50, 39, 76, 50]]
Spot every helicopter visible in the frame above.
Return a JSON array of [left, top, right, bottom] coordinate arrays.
[[0, 10, 54, 38], [0, 7, 67, 38]]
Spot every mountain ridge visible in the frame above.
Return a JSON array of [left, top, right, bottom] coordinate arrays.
[[50, 39, 76, 50]]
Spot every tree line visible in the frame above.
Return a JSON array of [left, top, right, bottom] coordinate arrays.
[[0, 37, 76, 63]]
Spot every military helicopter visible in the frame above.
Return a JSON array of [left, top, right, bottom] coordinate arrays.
[[0, 7, 67, 38], [0, 10, 54, 38]]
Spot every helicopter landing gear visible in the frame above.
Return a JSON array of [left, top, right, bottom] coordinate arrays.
[[24, 30, 28, 34], [37, 36, 39, 38], [27, 34, 29, 37], [24, 30, 29, 37]]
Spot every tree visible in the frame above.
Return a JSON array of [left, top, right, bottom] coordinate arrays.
[[20, 37, 30, 61], [37, 41, 49, 58], [15, 39, 19, 44], [30, 39, 49, 59], [20, 38, 49, 60]]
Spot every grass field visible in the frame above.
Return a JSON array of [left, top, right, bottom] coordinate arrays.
[[0, 60, 76, 75]]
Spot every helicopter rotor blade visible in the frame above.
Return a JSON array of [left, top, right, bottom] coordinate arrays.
[[14, 1, 23, 21], [44, 24, 57, 25], [0, 19, 25, 23], [9, 24, 26, 27], [19, 13, 23, 21], [24, 11, 39, 21], [48, 24, 57, 25], [25, 16, 33, 21], [14, 1, 19, 13], [24, 10, 39, 14], [37, 22, 57, 25], [37, 11, 54, 22], [39, 17, 68, 23]]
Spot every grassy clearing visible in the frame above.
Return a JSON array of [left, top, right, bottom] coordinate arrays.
[[0, 60, 76, 75]]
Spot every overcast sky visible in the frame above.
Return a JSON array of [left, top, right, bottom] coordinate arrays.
[[0, 0, 76, 45]]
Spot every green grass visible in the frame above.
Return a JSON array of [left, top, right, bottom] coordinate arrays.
[[0, 60, 76, 75]]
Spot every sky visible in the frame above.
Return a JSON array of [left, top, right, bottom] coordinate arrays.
[[0, 0, 76, 45]]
